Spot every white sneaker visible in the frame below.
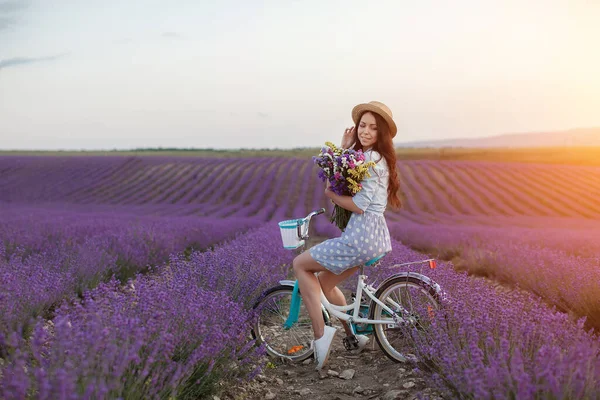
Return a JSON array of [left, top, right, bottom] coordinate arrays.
[[312, 325, 337, 370], [355, 334, 370, 352], [343, 334, 370, 353]]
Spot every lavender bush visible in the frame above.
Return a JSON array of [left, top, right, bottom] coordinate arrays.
[[0, 206, 259, 337], [409, 260, 600, 399], [0, 279, 257, 399], [351, 239, 600, 398], [388, 220, 600, 329], [0, 224, 293, 399]]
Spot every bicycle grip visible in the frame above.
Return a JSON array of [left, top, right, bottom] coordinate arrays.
[[315, 208, 325, 215]]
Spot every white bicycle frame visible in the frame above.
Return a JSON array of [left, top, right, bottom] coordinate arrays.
[[281, 259, 435, 329], [321, 268, 400, 326]]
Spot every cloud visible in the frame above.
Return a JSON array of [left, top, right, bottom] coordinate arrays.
[[0, 1, 28, 13], [0, 15, 14, 31], [0, 53, 71, 70], [0, 0, 29, 31]]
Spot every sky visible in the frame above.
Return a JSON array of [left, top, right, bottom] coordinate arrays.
[[1, 0, 599, 150]]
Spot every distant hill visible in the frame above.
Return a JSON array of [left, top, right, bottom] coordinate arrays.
[[397, 127, 600, 148]]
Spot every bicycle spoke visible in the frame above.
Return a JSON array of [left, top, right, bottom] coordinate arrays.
[[254, 288, 316, 361], [271, 298, 287, 322], [373, 278, 440, 363], [404, 285, 415, 317]]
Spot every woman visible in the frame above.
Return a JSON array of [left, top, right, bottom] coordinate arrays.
[[292, 100, 402, 370]]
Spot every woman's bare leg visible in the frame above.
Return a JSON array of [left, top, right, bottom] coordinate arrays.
[[292, 251, 329, 339], [318, 268, 359, 336]]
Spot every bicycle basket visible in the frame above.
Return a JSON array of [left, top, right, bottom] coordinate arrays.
[[278, 218, 308, 249]]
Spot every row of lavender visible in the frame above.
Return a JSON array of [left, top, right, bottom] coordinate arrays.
[[389, 220, 600, 330], [2, 218, 598, 398], [1, 222, 294, 399], [397, 160, 600, 219], [3, 156, 600, 219], [0, 204, 259, 338], [360, 241, 599, 398]]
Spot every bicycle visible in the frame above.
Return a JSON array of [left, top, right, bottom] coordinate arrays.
[[251, 208, 444, 364]]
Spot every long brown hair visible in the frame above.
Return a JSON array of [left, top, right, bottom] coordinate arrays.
[[352, 111, 402, 209]]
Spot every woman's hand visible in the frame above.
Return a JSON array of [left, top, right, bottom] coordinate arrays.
[[341, 126, 355, 149], [324, 179, 332, 197]]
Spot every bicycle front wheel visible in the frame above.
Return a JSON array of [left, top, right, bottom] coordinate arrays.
[[370, 276, 440, 363], [251, 285, 328, 362]]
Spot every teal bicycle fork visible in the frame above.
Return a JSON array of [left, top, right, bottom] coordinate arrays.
[[283, 280, 374, 335], [283, 280, 302, 329]]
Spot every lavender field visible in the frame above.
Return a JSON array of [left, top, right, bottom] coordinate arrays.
[[1, 154, 599, 398]]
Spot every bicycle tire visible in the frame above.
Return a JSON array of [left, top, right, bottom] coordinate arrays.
[[370, 275, 440, 363], [251, 285, 329, 362]]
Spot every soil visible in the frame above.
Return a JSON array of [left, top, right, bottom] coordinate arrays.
[[215, 317, 451, 400], [213, 235, 452, 399]]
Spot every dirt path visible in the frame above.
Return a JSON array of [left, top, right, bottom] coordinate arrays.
[[216, 316, 451, 400]]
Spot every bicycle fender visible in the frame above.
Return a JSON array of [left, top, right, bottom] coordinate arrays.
[[278, 280, 296, 287], [383, 272, 443, 297]]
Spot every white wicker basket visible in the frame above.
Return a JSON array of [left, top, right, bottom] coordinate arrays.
[[278, 218, 308, 249]]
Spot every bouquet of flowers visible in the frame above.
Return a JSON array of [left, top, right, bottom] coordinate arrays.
[[312, 142, 375, 230]]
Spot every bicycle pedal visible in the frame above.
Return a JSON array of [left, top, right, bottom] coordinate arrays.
[[342, 335, 359, 351]]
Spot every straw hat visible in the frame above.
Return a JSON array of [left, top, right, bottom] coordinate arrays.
[[351, 101, 397, 138]]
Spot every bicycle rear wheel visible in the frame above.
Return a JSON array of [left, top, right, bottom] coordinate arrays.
[[370, 276, 440, 363], [251, 285, 328, 362]]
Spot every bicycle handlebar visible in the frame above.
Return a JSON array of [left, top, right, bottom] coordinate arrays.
[[308, 208, 325, 218], [297, 208, 326, 240]]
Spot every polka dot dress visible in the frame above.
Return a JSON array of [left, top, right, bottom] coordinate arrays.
[[309, 212, 392, 275]]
